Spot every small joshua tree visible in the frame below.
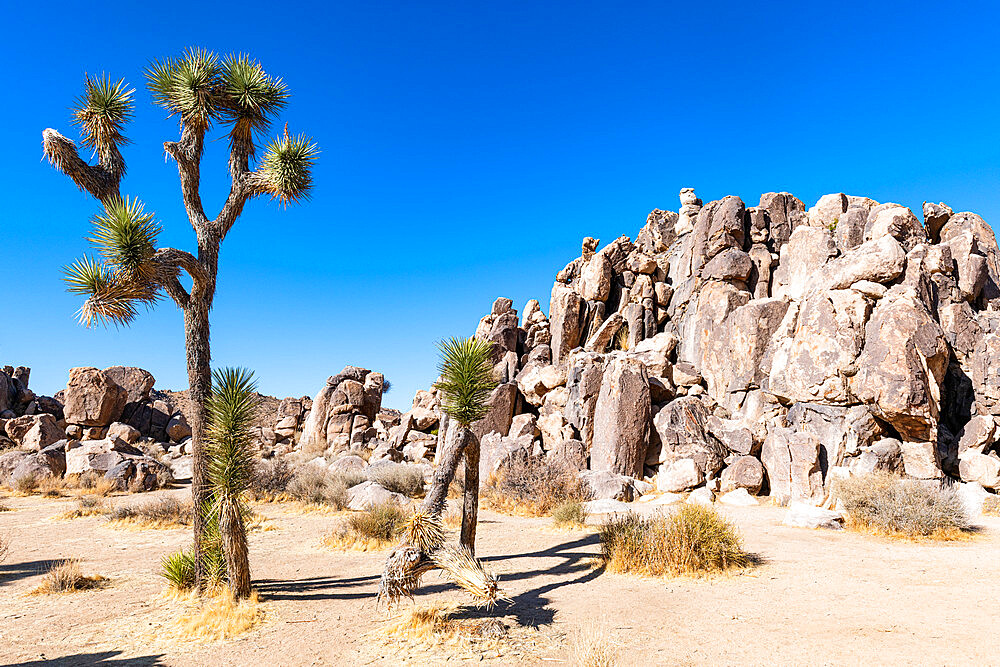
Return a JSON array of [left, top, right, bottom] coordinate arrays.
[[377, 337, 501, 608], [43, 50, 317, 587], [206, 367, 259, 598], [431, 337, 497, 554]]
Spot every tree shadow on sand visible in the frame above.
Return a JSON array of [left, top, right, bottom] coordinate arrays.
[[0, 559, 66, 587], [14, 650, 165, 666]]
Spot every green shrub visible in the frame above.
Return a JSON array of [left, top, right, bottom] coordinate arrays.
[[833, 472, 972, 538], [599, 505, 751, 576], [551, 500, 588, 527], [161, 550, 197, 590], [983, 494, 1000, 517]]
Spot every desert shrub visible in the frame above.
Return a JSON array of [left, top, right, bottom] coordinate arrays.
[[161, 549, 197, 590], [552, 500, 588, 527], [349, 502, 407, 540], [323, 502, 407, 550], [60, 495, 109, 519], [250, 458, 295, 497], [372, 466, 424, 498], [0, 498, 8, 512], [108, 497, 194, 528], [833, 472, 972, 538], [287, 467, 349, 508], [983, 494, 1000, 517], [329, 468, 368, 489], [13, 473, 38, 494], [35, 559, 106, 593], [485, 456, 591, 516], [599, 505, 751, 576]]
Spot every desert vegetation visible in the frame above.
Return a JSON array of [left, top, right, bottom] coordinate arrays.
[[485, 456, 592, 516], [322, 501, 408, 550], [108, 497, 194, 528], [44, 49, 318, 587], [551, 499, 589, 528], [599, 505, 752, 577], [833, 473, 973, 539], [32, 559, 108, 594]]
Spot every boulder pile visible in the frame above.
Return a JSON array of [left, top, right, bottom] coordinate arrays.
[[383, 189, 1000, 505]]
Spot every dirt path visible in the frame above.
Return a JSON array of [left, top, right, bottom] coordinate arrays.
[[1, 488, 998, 666]]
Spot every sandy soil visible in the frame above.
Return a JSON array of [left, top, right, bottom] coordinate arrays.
[[1, 487, 998, 666]]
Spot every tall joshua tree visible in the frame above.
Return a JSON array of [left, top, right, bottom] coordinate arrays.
[[43, 49, 318, 587], [206, 367, 259, 598]]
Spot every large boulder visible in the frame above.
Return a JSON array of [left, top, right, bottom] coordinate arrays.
[[851, 291, 949, 442], [549, 284, 586, 363], [346, 481, 407, 511], [720, 456, 764, 494], [649, 397, 726, 476], [655, 458, 704, 493], [5, 414, 64, 451], [761, 428, 824, 504], [471, 383, 517, 440], [63, 367, 127, 427], [590, 356, 650, 478]]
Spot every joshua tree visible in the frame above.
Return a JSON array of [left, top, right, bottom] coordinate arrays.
[[43, 49, 317, 587], [206, 367, 259, 598], [377, 337, 501, 608], [430, 337, 497, 554]]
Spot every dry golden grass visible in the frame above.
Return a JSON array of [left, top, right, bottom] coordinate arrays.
[[106, 497, 193, 530], [58, 495, 110, 519], [833, 473, 974, 540], [322, 502, 407, 551], [442, 509, 462, 530], [599, 505, 752, 577], [551, 500, 589, 528], [842, 516, 975, 542], [171, 587, 265, 641], [31, 559, 108, 594], [572, 623, 620, 667], [982, 494, 1000, 517]]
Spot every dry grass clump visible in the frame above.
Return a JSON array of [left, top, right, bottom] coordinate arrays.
[[599, 505, 751, 577], [59, 494, 109, 519], [107, 497, 194, 529], [323, 501, 408, 551], [75, 471, 117, 496], [32, 559, 108, 593], [484, 456, 591, 516], [371, 465, 425, 498], [982, 494, 1000, 517], [0, 497, 9, 512], [173, 586, 265, 641], [13, 472, 39, 494], [551, 500, 589, 528], [833, 472, 973, 539], [572, 623, 620, 667], [286, 467, 349, 508]]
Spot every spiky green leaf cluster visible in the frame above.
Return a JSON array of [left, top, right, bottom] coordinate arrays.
[[88, 196, 160, 284], [63, 196, 161, 327], [253, 130, 319, 205], [220, 54, 288, 149], [72, 74, 134, 153], [434, 337, 498, 426], [62, 256, 146, 327], [206, 367, 260, 502], [146, 48, 222, 130]]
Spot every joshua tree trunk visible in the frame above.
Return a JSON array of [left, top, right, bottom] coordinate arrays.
[[219, 498, 251, 598], [184, 299, 212, 585], [460, 436, 480, 555], [421, 424, 473, 515]]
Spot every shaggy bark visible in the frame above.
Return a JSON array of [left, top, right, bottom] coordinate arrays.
[[460, 437, 481, 555], [219, 498, 251, 598]]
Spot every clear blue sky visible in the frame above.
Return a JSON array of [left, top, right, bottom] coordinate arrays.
[[3, 1, 999, 409]]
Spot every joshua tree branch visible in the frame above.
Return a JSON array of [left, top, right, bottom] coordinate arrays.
[[153, 247, 207, 306], [41, 129, 122, 204], [214, 177, 252, 240], [164, 125, 210, 232]]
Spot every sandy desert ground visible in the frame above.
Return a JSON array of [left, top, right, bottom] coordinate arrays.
[[1, 486, 998, 666]]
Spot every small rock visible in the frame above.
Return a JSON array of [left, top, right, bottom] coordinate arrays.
[[718, 488, 759, 507], [782, 502, 844, 529]]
